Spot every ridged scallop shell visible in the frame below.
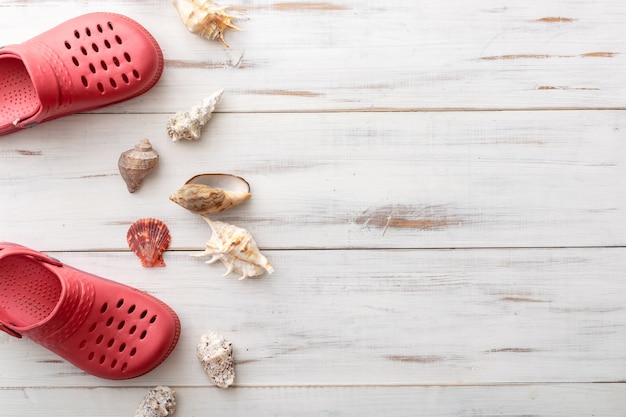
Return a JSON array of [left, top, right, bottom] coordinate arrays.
[[127, 218, 172, 267], [169, 173, 251, 214], [172, 0, 241, 47], [135, 386, 176, 417], [118, 139, 159, 193], [192, 216, 274, 280], [166, 89, 223, 142], [197, 331, 235, 388]]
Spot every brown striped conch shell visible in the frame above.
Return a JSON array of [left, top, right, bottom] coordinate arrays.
[[172, 0, 241, 47], [197, 331, 235, 388], [166, 89, 224, 142], [169, 173, 251, 214], [192, 216, 274, 280], [127, 218, 172, 267], [135, 386, 176, 417], [118, 139, 159, 193]]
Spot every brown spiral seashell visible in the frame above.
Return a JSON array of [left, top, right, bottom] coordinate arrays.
[[169, 173, 251, 214], [127, 218, 172, 267], [118, 139, 159, 193]]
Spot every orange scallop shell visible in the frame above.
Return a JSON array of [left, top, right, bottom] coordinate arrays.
[[127, 218, 172, 267]]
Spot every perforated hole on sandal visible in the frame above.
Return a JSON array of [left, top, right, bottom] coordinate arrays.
[[74, 294, 173, 376], [59, 19, 144, 98]]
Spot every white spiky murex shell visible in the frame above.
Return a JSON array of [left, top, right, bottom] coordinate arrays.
[[172, 0, 241, 47], [192, 216, 274, 280], [134, 386, 176, 417], [196, 331, 235, 388], [166, 89, 224, 142]]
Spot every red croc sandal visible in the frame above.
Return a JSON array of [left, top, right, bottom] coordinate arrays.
[[0, 243, 181, 379], [0, 12, 163, 136]]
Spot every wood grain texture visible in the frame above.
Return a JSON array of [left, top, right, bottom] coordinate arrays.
[[0, 111, 624, 250], [0, 0, 624, 111], [0, 0, 624, 415], [2, 385, 626, 417], [0, 249, 624, 387]]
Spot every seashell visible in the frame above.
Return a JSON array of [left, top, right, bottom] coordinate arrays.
[[172, 0, 241, 47], [169, 173, 251, 214], [192, 216, 274, 280], [134, 386, 176, 417], [166, 89, 224, 142], [196, 330, 235, 388], [118, 139, 159, 193], [127, 218, 172, 267]]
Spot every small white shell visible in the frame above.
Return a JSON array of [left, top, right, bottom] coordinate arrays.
[[134, 386, 176, 417], [192, 216, 274, 280], [166, 89, 224, 142], [197, 331, 235, 388]]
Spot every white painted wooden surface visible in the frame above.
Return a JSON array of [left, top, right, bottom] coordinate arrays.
[[1, 0, 625, 416]]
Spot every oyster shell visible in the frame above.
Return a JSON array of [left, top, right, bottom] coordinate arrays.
[[118, 139, 159, 193], [197, 330, 235, 388], [127, 218, 172, 267], [172, 0, 241, 47], [169, 173, 251, 214], [166, 89, 224, 142], [135, 386, 176, 417], [192, 216, 274, 279]]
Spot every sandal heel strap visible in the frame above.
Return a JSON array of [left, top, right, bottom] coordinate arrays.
[[0, 43, 64, 128], [0, 245, 63, 266], [0, 323, 22, 338], [0, 247, 95, 345]]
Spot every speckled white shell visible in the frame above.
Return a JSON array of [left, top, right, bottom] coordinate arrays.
[[197, 331, 235, 388], [192, 216, 274, 280], [166, 89, 224, 142], [134, 386, 176, 417]]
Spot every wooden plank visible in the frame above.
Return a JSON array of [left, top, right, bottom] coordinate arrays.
[[2, 385, 626, 417], [0, 111, 624, 250], [0, 0, 624, 111], [0, 249, 624, 387]]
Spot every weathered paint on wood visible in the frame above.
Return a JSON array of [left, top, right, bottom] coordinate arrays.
[[0, 249, 624, 387], [0, 0, 624, 415], [2, 385, 626, 417], [0, 111, 624, 250], [0, 0, 624, 111]]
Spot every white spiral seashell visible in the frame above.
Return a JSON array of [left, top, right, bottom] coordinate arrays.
[[166, 89, 224, 142]]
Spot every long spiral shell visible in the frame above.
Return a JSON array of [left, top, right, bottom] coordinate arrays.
[[166, 90, 224, 142], [169, 183, 250, 214]]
